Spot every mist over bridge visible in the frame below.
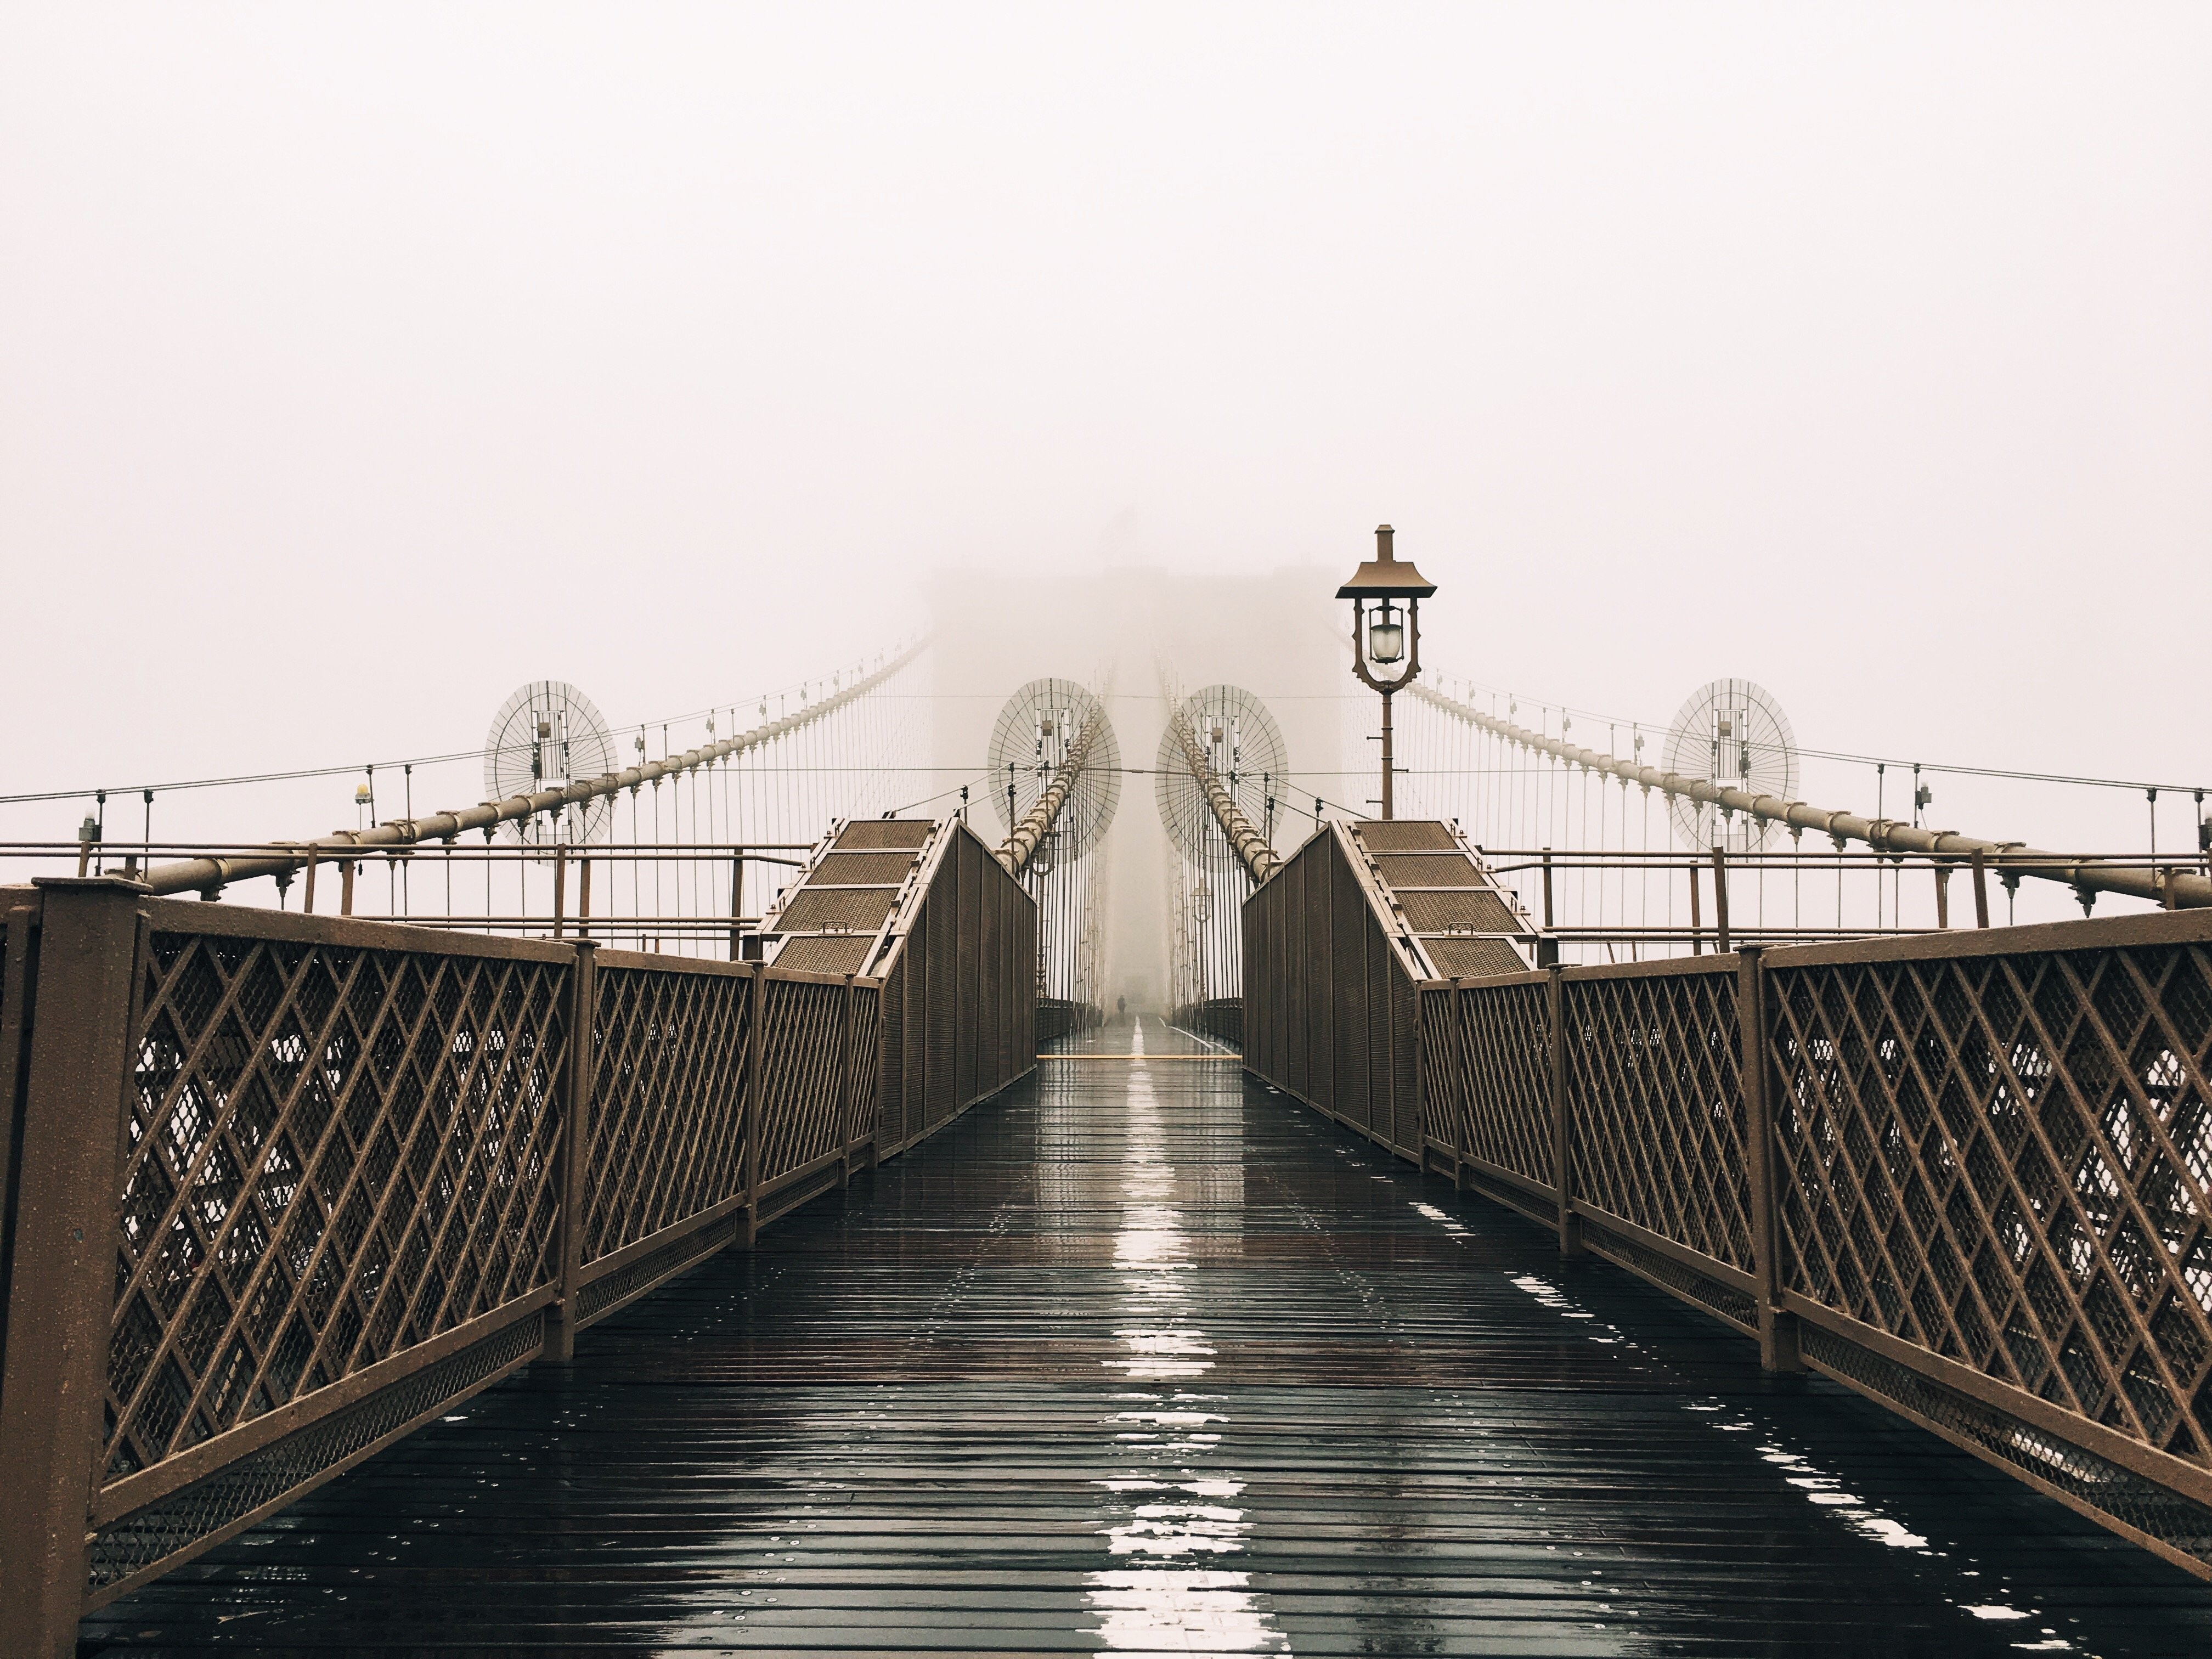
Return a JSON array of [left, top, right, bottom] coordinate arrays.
[[4, 544, 2211, 1655]]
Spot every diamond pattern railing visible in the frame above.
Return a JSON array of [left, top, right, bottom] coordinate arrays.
[[584, 960, 752, 1263], [1767, 939, 2212, 1476], [1564, 962, 1756, 1281], [1418, 977, 1553, 1196], [109, 924, 569, 1484], [0, 843, 1026, 1645], [757, 974, 868, 1193], [1273, 889, 2212, 1575]]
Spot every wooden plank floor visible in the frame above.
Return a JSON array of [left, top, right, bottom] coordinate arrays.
[[84, 1017, 2212, 1656]]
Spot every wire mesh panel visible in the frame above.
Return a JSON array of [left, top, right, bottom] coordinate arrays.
[[108, 910, 570, 1488], [1337, 845, 1374, 1132], [0, 892, 28, 1357], [868, 820, 1034, 1156], [1562, 960, 1756, 1285], [1387, 930, 1419, 1153], [1241, 826, 1424, 1164], [1767, 930, 2212, 1480], [838, 980, 883, 1149], [583, 958, 752, 1262]]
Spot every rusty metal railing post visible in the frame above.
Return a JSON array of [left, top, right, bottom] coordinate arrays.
[[1547, 965, 1582, 1259], [1710, 846, 1731, 953], [837, 973, 857, 1189], [1451, 983, 1472, 1193], [0, 879, 146, 1658], [545, 938, 596, 1363], [1737, 944, 1801, 1372], [742, 964, 766, 1246]]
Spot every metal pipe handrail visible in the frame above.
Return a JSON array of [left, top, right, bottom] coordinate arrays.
[[137, 642, 928, 899], [996, 716, 1102, 878], [1165, 704, 1280, 884], [1408, 681, 2211, 912]]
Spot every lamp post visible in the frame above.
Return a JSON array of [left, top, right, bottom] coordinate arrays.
[[1337, 523, 1437, 820]]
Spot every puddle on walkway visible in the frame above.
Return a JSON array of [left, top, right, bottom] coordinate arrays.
[[1085, 1020, 1290, 1656]]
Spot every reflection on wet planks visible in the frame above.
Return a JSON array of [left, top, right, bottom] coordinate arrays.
[[84, 1017, 2212, 1655]]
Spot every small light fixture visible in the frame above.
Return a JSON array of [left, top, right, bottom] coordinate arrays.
[[1368, 602, 1404, 664], [1336, 523, 1438, 821]]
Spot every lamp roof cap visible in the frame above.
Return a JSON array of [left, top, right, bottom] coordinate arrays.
[[1336, 523, 1437, 600]]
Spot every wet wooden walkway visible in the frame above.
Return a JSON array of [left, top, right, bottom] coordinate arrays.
[[86, 1018, 2212, 1655]]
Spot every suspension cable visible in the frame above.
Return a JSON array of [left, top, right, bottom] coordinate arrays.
[[136, 639, 930, 900], [1163, 699, 1280, 885], [1406, 679, 2210, 912], [996, 714, 1102, 878]]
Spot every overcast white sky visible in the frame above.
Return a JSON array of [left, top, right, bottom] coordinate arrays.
[[3, 5, 2207, 852]]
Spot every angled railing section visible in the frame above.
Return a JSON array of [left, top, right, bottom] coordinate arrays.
[[1245, 823, 2212, 1575], [0, 810, 1033, 1651], [758, 814, 1037, 1159], [1407, 917, 2212, 1578], [1243, 819, 1533, 1162]]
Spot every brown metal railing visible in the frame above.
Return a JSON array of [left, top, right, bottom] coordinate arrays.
[[1170, 998, 1242, 1049], [0, 824, 1026, 1652], [1240, 824, 1425, 1158], [874, 823, 1036, 1156], [1248, 872, 2212, 1578]]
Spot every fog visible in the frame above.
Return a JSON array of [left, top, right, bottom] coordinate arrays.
[[4, 7, 2207, 900]]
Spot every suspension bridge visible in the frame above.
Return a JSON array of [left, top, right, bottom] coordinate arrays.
[[3, 544, 2210, 1655]]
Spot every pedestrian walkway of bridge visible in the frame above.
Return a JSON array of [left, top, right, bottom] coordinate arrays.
[[83, 1019, 2212, 1656]]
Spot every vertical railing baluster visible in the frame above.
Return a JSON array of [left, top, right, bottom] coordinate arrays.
[[743, 964, 766, 1246], [546, 939, 596, 1363], [837, 973, 857, 1189], [1738, 944, 1801, 1371], [1547, 965, 1582, 1258], [1451, 983, 1472, 1193], [0, 878, 147, 1658]]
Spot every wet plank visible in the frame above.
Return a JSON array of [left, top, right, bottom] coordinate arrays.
[[83, 1017, 2212, 1655]]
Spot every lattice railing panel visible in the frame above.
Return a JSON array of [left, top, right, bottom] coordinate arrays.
[[840, 984, 884, 1144], [1770, 944, 2212, 1469], [1564, 967, 1754, 1272], [110, 930, 567, 1481], [757, 977, 865, 1184], [1423, 980, 1553, 1187], [584, 963, 752, 1261]]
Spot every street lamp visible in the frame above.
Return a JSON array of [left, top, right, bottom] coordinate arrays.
[[1337, 523, 1436, 820]]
